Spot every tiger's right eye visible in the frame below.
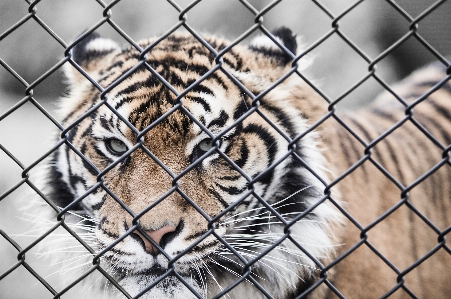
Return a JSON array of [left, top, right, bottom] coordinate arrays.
[[198, 139, 214, 153], [105, 139, 128, 155]]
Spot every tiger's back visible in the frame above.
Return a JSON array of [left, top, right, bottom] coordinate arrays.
[[321, 63, 451, 298]]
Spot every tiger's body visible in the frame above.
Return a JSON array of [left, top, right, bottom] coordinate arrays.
[[27, 28, 451, 298]]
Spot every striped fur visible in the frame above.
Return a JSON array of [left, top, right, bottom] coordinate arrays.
[[324, 64, 451, 298], [29, 29, 451, 298]]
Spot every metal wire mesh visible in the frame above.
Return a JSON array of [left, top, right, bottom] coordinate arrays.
[[0, 0, 450, 298]]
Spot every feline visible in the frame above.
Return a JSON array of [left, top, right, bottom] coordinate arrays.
[[26, 28, 451, 298]]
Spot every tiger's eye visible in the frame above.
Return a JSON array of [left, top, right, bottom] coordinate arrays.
[[198, 139, 214, 152], [106, 139, 128, 155]]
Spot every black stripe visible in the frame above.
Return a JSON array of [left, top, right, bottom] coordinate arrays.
[[100, 227, 120, 239], [148, 58, 211, 77], [128, 86, 165, 128], [192, 240, 220, 253], [430, 100, 451, 121], [65, 129, 91, 192], [233, 96, 250, 120], [80, 142, 99, 177], [336, 127, 366, 178], [104, 60, 124, 73], [227, 137, 249, 169], [402, 93, 423, 101], [426, 100, 451, 144], [93, 145, 113, 164], [244, 124, 278, 166], [48, 149, 78, 209], [185, 230, 209, 241], [167, 112, 191, 136], [74, 48, 115, 67], [68, 173, 87, 193], [274, 173, 315, 219], [243, 124, 278, 191], [209, 188, 230, 209], [229, 49, 244, 71], [248, 45, 291, 65], [208, 110, 229, 129], [114, 73, 160, 108], [90, 199, 104, 211], [187, 46, 215, 61], [79, 116, 95, 139], [215, 182, 247, 195], [413, 110, 451, 146], [378, 134, 406, 185], [121, 50, 140, 62], [166, 34, 189, 44], [348, 117, 374, 144], [99, 115, 110, 131], [372, 108, 399, 123], [347, 117, 394, 173], [207, 72, 229, 91], [417, 80, 451, 94], [98, 63, 136, 86], [164, 69, 186, 87], [185, 80, 214, 96], [222, 56, 238, 70], [106, 247, 134, 256], [187, 96, 211, 112], [220, 175, 242, 181], [261, 101, 296, 138]]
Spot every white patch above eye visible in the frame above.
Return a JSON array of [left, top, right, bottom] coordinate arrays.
[[250, 35, 285, 51], [85, 38, 119, 52]]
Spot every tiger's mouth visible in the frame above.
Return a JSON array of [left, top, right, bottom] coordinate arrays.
[[107, 244, 208, 281], [106, 242, 236, 297]]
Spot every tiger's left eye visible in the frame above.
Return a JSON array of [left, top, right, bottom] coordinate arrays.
[[190, 138, 222, 164], [198, 139, 214, 153], [105, 139, 128, 155]]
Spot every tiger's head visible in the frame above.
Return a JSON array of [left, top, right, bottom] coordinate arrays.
[[48, 28, 341, 298]]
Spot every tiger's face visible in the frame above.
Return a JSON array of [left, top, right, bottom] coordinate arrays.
[[50, 29, 340, 298]]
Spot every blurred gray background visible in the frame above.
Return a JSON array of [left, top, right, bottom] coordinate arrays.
[[1, 0, 450, 298]]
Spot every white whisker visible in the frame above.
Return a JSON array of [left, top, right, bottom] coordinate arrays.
[[222, 186, 315, 226]]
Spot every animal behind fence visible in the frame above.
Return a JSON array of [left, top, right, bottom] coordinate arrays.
[[1, 1, 451, 299]]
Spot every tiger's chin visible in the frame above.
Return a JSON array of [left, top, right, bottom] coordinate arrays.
[[117, 273, 202, 299], [105, 248, 210, 298]]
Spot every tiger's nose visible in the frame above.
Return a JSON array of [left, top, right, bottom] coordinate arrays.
[[134, 225, 176, 255]]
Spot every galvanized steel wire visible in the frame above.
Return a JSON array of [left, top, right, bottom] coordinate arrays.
[[0, 1, 450, 298]]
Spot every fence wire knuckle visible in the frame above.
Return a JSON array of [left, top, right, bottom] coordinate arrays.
[[1, 0, 450, 298]]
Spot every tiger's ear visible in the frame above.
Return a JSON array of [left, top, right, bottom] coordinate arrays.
[[248, 27, 297, 66], [65, 32, 119, 85]]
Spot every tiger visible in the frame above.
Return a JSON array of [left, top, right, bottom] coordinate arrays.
[[24, 27, 451, 299]]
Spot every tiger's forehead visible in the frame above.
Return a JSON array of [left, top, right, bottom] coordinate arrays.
[[93, 36, 244, 134], [104, 82, 241, 139], [101, 34, 230, 84]]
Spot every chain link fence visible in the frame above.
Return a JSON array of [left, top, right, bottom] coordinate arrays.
[[1, 0, 450, 298]]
